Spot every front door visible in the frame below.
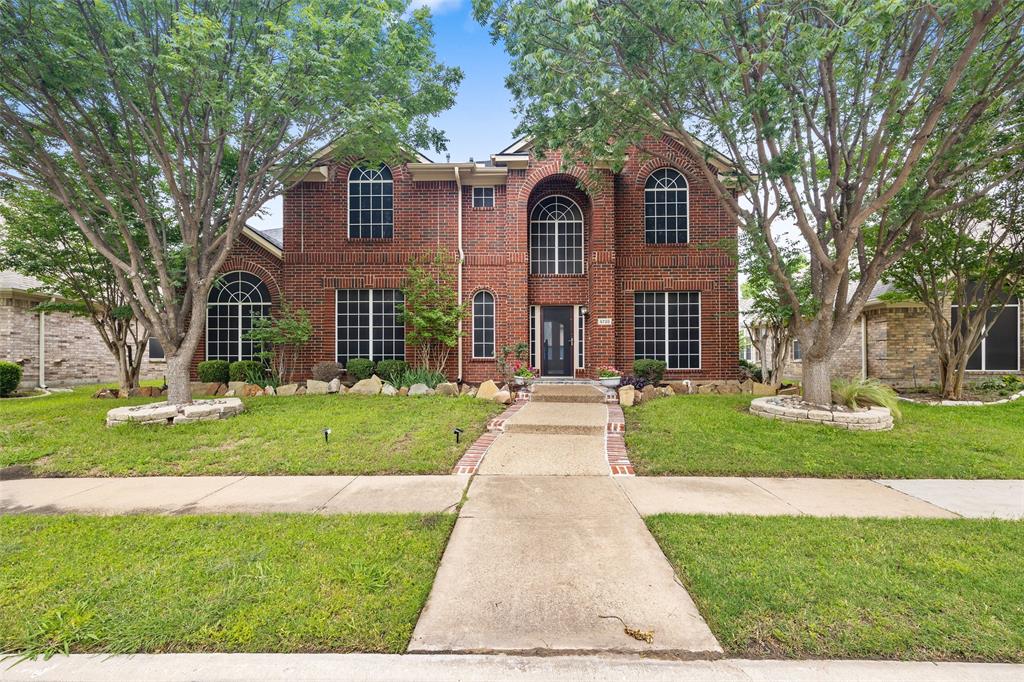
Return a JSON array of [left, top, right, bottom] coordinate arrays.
[[541, 306, 574, 377]]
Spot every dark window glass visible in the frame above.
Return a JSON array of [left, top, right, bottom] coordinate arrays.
[[644, 168, 688, 244], [634, 291, 700, 369], [336, 289, 404, 364], [472, 291, 495, 358], [472, 186, 495, 208], [148, 337, 165, 360], [530, 195, 584, 274], [952, 297, 1020, 371], [206, 271, 271, 362], [348, 165, 394, 239]]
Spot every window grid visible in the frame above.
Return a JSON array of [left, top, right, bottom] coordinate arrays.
[[472, 186, 494, 208], [530, 306, 538, 368], [791, 339, 802, 361], [206, 271, 271, 362], [348, 165, 394, 239], [335, 289, 405, 365], [530, 195, 584, 275], [951, 300, 1020, 371], [472, 291, 495, 358], [577, 306, 585, 369], [634, 292, 700, 369], [644, 168, 688, 244]]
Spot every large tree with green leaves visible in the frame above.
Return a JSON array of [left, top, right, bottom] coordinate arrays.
[[884, 160, 1024, 399], [0, 182, 161, 394], [476, 0, 1024, 405], [0, 0, 460, 405]]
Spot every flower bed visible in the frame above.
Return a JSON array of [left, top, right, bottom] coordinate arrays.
[[749, 396, 894, 431]]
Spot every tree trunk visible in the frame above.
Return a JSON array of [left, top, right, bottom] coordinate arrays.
[[165, 352, 193, 405], [801, 357, 832, 406]]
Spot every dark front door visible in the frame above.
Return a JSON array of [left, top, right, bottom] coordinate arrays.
[[541, 306, 574, 377]]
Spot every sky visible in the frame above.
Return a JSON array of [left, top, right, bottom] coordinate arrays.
[[249, 0, 518, 232]]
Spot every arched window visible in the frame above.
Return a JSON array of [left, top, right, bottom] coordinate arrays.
[[472, 291, 495, 358], [206, 271, 271, 362], [530, 195, 584, 274], [348, 165, 394, 239], [644, 168, 688, 244]]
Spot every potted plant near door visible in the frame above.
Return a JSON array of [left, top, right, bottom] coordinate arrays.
[[512, 361, 538, 386], [597, 366, 622, 388]]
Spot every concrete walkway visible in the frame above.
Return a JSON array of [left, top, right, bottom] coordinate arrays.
[[411, 387, 722, 657], [617, 477, 1023, 519], [2, 653, 1021, 682], [0, 475, 468, 515]]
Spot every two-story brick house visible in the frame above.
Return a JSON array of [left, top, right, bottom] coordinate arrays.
[[193, 136, 740, 383]]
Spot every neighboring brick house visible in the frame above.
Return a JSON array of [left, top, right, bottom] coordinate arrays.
[[742, 282, 1022, 388], [0, 270, 164, 388], [193, 136, 740, 383]]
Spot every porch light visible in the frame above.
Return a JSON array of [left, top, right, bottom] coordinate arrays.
[[580, 306, 589, 316]]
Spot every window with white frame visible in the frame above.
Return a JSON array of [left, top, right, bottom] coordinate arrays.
[[472, 291, 495, 358], [472, 186, 494, 208], [206, 271, 271, 362], [740, 335, 753, 361], [634, 292, 700, 369], [529, 305, 538, 368], [530, 195, 584, 274], [951, 294, 1020, 371], [148, 337, 165, 361], [791, 339, 802, 361], [348, 165, 394, 239], [336, 289, 404, 364], [644, 168, 688, 244]]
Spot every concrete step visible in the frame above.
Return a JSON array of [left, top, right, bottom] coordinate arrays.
[[502, 402, 607, 436], [529, 383, 606, 404]]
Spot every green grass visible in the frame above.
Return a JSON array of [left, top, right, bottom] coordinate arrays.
[[647, 515, 1024, 661], [0, 386, 503, 476], [0, 513, 454, 656], [626, 395, 1024, 478]]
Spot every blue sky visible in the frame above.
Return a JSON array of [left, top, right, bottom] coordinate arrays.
[[250, 0, 517, 231]]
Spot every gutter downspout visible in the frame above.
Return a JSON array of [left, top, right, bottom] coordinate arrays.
[[861, 314, 868, 380], [454, 166, 465, 382], [38, 308, 46, 389]]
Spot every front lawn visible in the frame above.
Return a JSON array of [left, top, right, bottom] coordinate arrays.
[[626, 395, 1024, 478], [0, 387, 503, 477], [0, 513, 453, 656], [647, 514, 1024, 662]]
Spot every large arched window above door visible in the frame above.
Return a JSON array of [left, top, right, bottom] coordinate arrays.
[[644, 168, 688, 244], [530, 195, 584, 274], [348, 164, 394, 239], [206, 271, 271, 362]]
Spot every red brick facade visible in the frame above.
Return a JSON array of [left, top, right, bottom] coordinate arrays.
[[193, 137, 740, 383]]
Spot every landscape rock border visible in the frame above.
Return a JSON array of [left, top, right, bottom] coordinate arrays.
[[106, 398, 244, 427], [899, 388, 1024, 407], [749, 395, 894, 431]]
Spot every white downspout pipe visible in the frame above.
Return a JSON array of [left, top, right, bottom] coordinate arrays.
[[454, 167, 465, 382], [38, 308, 46, 388], [860, 314, 868, 380]]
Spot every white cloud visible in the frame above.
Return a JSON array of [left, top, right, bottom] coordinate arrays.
[[409, 0, 463, 14]]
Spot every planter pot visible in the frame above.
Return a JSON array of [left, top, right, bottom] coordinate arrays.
[[514, 376, 532, 386], [599, 377, 621, 388]]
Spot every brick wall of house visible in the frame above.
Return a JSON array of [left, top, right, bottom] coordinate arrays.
[[1, 294, 163, 388], [193, 136, 740, 383]]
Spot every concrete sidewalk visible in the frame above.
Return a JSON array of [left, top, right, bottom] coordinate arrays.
[[0, 475, 468, 515], [617, 477, 1023, 520], [1, 653, 1020, 682]]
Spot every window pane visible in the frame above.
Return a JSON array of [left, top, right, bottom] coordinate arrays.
[[207, 272, 271, 362], [530, 195, 583, 274], [645, 168, 688, 244], [472, 291, 495, 358], [348, 165, 394, 239], [984, 306, 1020, 371]]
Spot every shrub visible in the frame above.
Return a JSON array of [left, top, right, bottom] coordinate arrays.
[[311, 361, 345, 383], [633, 359, 666, 382], [375, 359, 408, 385], [620, 375, 650, 391], [230, 360, 266, 383], [197, 360, 229, 384], [739, 359, 763, 383], [346, 358, 375, 380], [0, 360, 23, 396], [396, 367, 447, 388], [831, 378, 902, 420]]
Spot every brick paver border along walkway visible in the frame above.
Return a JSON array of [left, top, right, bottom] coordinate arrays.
[[2, 653, 1021, 682]]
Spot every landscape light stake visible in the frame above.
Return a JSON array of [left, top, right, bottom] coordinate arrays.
[[453, 428, 463, 444], [322, 428, 332, 444]]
